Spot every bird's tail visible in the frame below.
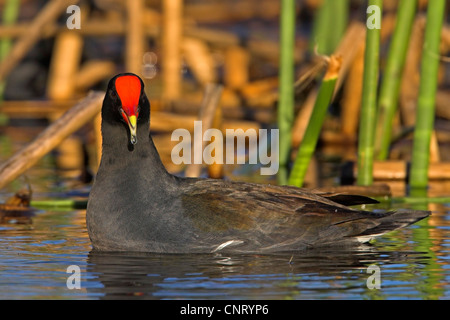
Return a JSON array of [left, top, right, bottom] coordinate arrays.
[[355, 209, 431, 243]]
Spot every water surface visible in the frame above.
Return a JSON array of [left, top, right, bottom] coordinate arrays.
[[1, 202, 448, 300]]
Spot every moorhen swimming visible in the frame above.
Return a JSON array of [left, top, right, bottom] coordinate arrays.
[[86, 73, 430, 253]]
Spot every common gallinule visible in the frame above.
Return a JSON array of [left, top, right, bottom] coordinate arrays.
[[86, 73, 430, 253]]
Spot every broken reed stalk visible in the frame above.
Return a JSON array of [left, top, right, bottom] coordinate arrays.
[[47, 31, 83, 100], [162, 0, 183, 101], [0, 91, 104, 190], [184, 84, 223, 178], [288, 55, 341, 187], [278, 0, 296, 183], [410, 0, 446, 193], [0, 0, 21, 99], [375, 0, 417, 160], [357, 0, 382, 186]]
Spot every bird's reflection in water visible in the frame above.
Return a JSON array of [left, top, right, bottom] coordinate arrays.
[[85, 244, 429, 299]]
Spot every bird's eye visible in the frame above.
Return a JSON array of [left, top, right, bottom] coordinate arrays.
[[110, 90, 117, 99]]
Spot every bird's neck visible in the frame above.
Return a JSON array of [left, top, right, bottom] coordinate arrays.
[[99, 120, 170, 179]]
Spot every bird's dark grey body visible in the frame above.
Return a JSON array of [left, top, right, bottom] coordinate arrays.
[[86, 73, 430, 254]]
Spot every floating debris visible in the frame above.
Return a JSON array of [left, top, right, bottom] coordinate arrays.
[[0, 187, 36, 224]]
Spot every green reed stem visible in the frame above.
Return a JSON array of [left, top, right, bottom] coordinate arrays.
[[0, 0, 21, 99], [410, 0, 446, 192], [288, 56, 340, 187], [278, 0, 296, 182], [375, 0, 417, 160], [329, 0, 349, 53], [311, 0, 349, 55], [357, 0, 382, 186], [31, 199, 88, 210], [311, 0, 332, 54]]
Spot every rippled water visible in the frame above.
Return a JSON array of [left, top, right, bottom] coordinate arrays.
[[1, 201, 449, 300]]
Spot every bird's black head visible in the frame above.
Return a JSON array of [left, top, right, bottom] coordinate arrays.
[[102, 73, 150, 147]]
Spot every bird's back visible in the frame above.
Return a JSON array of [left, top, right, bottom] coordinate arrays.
[[175, 178, 430, 253]]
